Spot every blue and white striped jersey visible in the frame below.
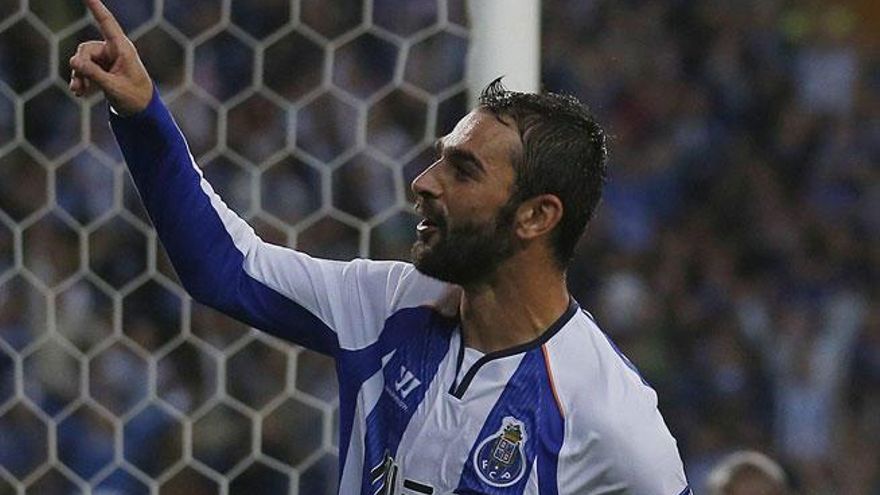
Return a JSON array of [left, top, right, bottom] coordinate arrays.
[[111, 88, 691, 495]]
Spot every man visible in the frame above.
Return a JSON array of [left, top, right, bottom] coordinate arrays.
[[70, 0, 691, 492]]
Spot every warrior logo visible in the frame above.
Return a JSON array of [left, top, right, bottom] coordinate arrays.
[[473, 416, 528, 487]]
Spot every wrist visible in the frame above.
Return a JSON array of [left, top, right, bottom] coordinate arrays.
[[110, 83, 159, 120], [110, 81, 156, 118]]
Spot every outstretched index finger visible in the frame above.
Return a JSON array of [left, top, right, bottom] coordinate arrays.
[[84, 0, 126, 42]]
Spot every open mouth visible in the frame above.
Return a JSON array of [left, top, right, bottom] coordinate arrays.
[[416, 219, 441, 243], [415, 212, 445, 242], [416, 218, 439, 232], [414, 202, 444, 239]]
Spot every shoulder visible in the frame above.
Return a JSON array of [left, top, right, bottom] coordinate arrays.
[[346, 258, 459, 316], [545, 310, 688, 492], [330, 258, 454, 307], [294, 257, 457, 350], [544, 310, 653, 415]]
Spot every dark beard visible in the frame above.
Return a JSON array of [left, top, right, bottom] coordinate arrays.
[[411, 203, 518, 285]]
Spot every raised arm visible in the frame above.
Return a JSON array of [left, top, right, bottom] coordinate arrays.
[[69, 0, 452, 355]]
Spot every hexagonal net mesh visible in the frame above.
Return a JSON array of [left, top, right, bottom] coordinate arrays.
[[0, 0, 469, 493]]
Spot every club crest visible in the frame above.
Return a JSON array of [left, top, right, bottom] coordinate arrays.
[[473, 416, 528, 487]]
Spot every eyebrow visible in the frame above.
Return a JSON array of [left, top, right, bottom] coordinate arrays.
[[434, 139, 486, 174]]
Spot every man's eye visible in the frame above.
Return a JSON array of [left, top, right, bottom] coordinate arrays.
[[450, 162, 470, 180]]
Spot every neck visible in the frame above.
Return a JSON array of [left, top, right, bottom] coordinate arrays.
[[458, 252, 570, 354]]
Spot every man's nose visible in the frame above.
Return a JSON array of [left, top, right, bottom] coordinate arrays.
[[411, 162, 442, 198]]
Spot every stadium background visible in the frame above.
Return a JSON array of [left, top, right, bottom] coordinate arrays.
[[0, 0, 877, 493]]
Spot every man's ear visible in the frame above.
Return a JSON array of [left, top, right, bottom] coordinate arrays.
[[514, 194, 563, 240]]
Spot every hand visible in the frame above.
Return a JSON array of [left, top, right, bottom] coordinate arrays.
[[69, 0, 153, 115]]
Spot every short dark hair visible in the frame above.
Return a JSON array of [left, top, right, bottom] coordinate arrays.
[[478, 77, 608, 267]]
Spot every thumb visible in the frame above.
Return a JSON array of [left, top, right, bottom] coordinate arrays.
[[70, 56, 116, 91]]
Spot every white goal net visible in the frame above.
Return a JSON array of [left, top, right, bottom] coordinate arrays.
[[0, 0, 470, 493]]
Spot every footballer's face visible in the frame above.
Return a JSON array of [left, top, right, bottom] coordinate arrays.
[[410, 109, 521, 285]]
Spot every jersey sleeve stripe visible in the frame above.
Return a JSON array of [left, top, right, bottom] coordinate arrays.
[[110, 88, 339, 354]]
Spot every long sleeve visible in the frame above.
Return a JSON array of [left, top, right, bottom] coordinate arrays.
[[110, 87, 450, 356]]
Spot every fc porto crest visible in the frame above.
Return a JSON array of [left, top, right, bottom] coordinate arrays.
[[473, 416, 528, 487]]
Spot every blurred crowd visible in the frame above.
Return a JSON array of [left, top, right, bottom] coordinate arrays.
[[0, 0, 877, 494], [544, 0, 877, 493]]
